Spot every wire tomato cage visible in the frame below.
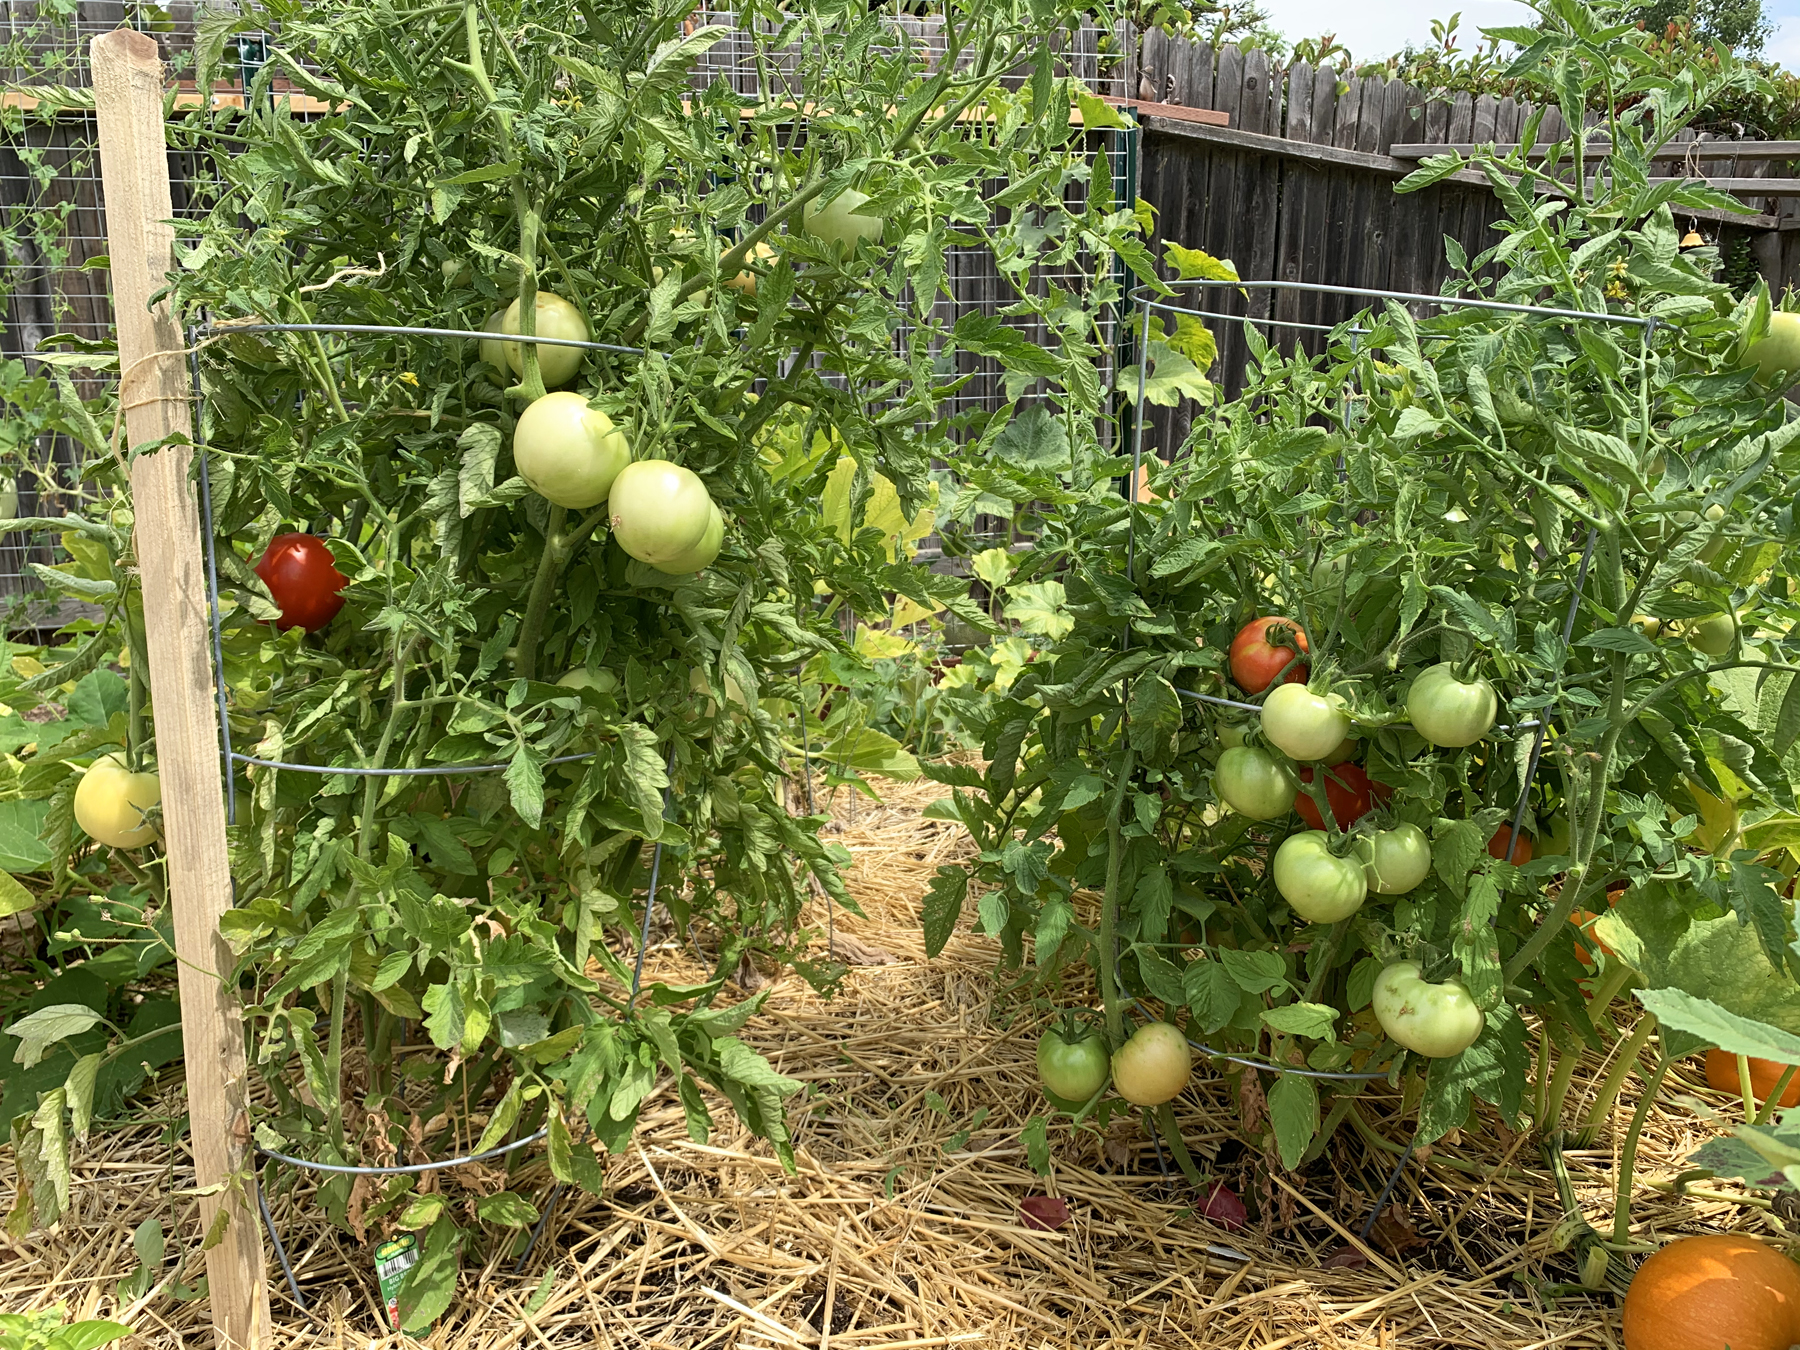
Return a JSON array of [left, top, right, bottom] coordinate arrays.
[[188, 319, 676, 1309], [1114, 277, 1655, 1225]]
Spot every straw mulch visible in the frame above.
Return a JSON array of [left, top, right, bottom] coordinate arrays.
[[0, 775, 1789, 1347]]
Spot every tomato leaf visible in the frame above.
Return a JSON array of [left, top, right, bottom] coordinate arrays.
[[921, 866, 969, 959], [1266, 1074, 1318, 1170], [1261, 1002, 1339, 1043]]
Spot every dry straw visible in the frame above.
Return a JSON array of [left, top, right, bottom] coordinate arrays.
[[0, 776, 1785, 1347]]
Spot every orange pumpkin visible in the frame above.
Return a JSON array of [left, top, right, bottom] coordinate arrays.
[[1704, 1050, 1800, 1108], [1623, 1234, 1800, 1350]]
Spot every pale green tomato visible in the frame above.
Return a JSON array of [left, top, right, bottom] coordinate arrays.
[[1214, 746, 1297, 821], [1321, 736, 1359, 766], [1111, 1021, 1192, 1106], [1271, 831, 1367, 922], [0, 475, 18, 521], [1406, 663, 1498, 748], [722, 240, 777, 294], [1688, 613, 1736, 656], [512, 392, 631, 509], [75, 753, 160, 848], [689, 667, 748, 717], [1744, 310, 1800, 388], [479, 308, 509, 373], [609, 460, 714, 566], [1355, 824, 1432, 895], [1260, 683, 1351, 762], [557, 668, 618, 694], [1217, 719, 1251, 749], [1371, 961, 1484, 1057], [500, 291, 590, 388], [653, 502, 724, 576], [803, 188, 883, 257]]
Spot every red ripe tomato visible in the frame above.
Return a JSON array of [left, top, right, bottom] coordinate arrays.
[[1488, 824, 1533, 863], [1229, 616, 1309, 694], [254, 533, 348, 634], [1294, 762, 1388, 831]]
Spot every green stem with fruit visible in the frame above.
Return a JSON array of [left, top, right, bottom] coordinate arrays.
[[513, 505, 608, 682]]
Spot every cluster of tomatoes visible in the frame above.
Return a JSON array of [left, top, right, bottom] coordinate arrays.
[[1217, 615, 1490, 1059]]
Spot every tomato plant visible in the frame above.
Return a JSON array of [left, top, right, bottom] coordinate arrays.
[[927, 0, 1800, 1199]]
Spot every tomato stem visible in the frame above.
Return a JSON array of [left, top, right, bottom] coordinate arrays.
[[1098, 743, 1136, 1048]]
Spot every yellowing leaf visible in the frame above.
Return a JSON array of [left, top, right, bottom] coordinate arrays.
[[890, 595, 942, 628], [1163, 242, 1239, 282], [854, 625, 916, 660], [1004, 581, 1074, 640], [821, 456, 936, 562], [971, 547, 1015, 587]]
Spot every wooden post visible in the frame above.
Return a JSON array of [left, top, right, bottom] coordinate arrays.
[[91, 30, 272, 1349]]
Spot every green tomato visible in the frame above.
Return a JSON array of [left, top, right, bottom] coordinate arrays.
[[609, 460, 715, 567], [802, 187, 884, 257], [1371, 961, 1484, 1058], [1214, 746, 1297, 821], [1355, 824, 1432, 896], [1406, 663, 1498, 749], [1217, 719, 1251, 749], [1744, 310, 1800, 388], [1272, 831, 1367, 922], [1688, 613, 1736, 656], [499, 291, 590, 389], [1036, 1026, 1110, 1102], [1260, 683, 1351, 762], [653, 502, 724, 576], [557, 668, 619, 694], [512, 392, 632, 509], [1111, 1021, 1192, 1107]]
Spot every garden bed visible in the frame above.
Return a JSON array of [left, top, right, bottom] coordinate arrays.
[[0, 776, 1782, 1347]]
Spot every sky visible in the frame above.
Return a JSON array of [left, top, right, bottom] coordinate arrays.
[[1256, 0, 1800, 72]]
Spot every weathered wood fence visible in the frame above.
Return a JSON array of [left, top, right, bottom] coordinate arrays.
[[1122, 29, 1800, 454]]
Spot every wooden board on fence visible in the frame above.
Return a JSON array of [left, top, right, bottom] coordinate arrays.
[[90, 28, 271, 1350]]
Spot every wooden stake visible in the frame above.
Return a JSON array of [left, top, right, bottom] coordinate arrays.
[[91, 30, 271, 1349]]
